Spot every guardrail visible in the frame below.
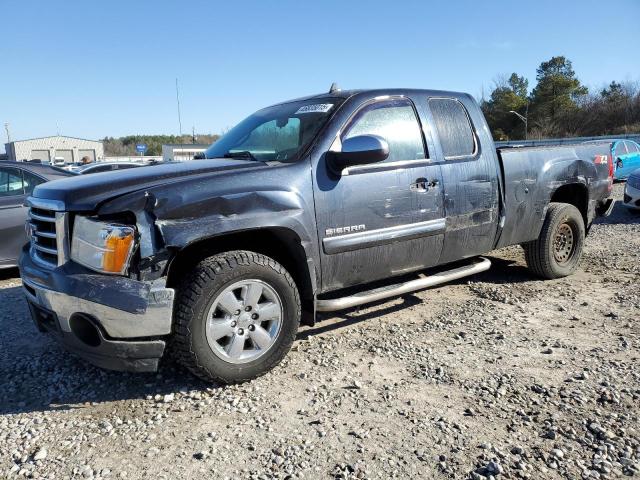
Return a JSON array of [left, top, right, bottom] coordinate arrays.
[[496, 133, 640, 148]]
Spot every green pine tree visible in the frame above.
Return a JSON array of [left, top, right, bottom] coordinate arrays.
[[530, 56, 588, 130]]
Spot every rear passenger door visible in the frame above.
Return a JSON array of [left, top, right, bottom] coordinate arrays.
[[424, 97, 500, 263]]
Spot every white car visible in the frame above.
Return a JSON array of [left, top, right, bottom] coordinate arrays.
[[623, 168, 640, 210]]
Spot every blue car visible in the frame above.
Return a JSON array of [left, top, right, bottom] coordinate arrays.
[[612, 139, 640, 180]]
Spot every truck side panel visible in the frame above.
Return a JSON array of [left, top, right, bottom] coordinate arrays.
[[495, 143, 611, 248]]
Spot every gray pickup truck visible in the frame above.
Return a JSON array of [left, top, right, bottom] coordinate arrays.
[[19, 87, 615, 383]]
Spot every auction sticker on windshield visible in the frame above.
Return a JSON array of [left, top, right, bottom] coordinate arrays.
[[295, 104, 333, 114]]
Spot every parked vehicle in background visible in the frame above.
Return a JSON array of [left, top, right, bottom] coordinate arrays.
[[0, 161, 74, 268], [623, 168, 640, 210], [62, 162, 87, 171], [73, 162, 142, 174], [612, 140, 640, 180], [19, 88, 615, 384]]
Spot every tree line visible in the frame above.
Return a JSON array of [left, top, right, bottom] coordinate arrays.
[[103, 134, 220, 156], [481, 56, 640, 141]]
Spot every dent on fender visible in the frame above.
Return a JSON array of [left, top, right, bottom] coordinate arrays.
[[154, 190, 308, 248]]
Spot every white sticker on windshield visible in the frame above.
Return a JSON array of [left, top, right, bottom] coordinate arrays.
[[295, 103, 334, 114]]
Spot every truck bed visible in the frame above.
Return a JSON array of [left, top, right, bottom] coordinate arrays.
[[494, 142, 612, 248]]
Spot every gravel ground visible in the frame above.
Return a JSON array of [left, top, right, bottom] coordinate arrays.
[[1, 183, 638, 479]]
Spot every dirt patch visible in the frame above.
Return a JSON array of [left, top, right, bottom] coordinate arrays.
[[1, 184, 638, 479]]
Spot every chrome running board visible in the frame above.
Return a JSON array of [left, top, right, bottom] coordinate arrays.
[[316, 257, 491, 312]]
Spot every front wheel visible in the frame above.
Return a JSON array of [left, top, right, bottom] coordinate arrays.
[[522, 202, 585, 279], [173, 251, 301, 384]]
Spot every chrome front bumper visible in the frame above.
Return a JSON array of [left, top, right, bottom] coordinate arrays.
[[22, 276, 175, 339], [19, 247, 175, 372]]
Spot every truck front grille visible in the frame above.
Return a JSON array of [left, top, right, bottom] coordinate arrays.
[[28, 205, 68, 268]]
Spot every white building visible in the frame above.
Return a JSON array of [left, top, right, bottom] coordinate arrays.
[[162, 144, 208, 162], [5, 135, 104, 164]]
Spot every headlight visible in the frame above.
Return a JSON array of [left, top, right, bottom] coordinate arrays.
[[70, 216, 136, 275]]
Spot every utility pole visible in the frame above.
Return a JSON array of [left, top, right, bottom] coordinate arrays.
[[192, 126, 196, 144], [175, 78, 183, 139], [4, 123, 10, 143]]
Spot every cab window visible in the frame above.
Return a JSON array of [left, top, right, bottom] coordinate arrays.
[[22, 170, 46, 195], [243, 118, 301, 154], [0, 167, 23, 196], [342, 98, 426, 163], [428, 98, 476, 159]]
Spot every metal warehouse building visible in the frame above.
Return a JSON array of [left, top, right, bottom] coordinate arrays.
[[4, 135, 104, 164]]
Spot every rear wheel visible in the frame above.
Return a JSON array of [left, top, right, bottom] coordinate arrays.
[[173, 251, 300, 383], [522, 202, 585, 279]]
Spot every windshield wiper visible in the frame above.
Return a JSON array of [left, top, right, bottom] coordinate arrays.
[[223, 150, 257, 161]]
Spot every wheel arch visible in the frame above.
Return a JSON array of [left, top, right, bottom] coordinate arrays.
[[549, 183, 589, 227], [164, 227, 316, 322]]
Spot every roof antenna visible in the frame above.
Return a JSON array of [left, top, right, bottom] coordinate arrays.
[[329, 82, 340, 93]]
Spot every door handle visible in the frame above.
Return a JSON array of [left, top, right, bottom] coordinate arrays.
[[410, 178, 428, 192], [410, 178, 439, 192]]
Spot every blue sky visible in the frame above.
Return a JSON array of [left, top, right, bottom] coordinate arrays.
[[1, 0, 639, 149]]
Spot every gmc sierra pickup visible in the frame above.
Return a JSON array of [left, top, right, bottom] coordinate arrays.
[[19, 87, 615, 383]]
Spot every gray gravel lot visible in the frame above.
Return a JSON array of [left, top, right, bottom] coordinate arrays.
[[1, 183, 638, 479]]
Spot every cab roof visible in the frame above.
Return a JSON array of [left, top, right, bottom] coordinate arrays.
[[270, 88, 472, 107]]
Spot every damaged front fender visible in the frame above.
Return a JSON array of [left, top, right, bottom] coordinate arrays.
[[96, 161, 321, 290]]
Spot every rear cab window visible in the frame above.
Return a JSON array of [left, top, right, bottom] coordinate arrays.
[[428, 98, 476, 160]]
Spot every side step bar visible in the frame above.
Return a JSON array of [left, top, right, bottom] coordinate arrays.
[[316, 257, 491, 312]]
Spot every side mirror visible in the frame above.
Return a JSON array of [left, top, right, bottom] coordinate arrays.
[[328, 134, 389, 173]]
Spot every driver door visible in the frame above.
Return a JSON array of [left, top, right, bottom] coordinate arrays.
[[313, 97, 445, 292]]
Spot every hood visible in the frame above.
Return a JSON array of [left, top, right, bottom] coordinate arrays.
[[32, 159, 263, 211]]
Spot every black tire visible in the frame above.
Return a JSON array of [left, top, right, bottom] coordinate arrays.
[[173, 250, 300, 384], [522, 202, 585, 279]]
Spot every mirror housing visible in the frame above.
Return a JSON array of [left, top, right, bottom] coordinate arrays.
[[328, 134, 389, 173]]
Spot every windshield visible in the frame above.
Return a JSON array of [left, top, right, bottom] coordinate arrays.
[[205, 98, 345, 162]]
